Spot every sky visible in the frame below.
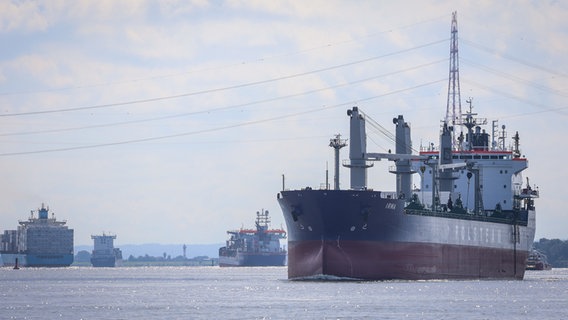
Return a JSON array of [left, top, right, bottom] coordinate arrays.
[[0, 0, 567, 246]]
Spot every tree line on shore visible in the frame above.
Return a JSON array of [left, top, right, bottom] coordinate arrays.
[[74, 238, 568, 268], [75, 250, 214, 263], [532, 238, 568, 268], [126, 254, 211, 262]]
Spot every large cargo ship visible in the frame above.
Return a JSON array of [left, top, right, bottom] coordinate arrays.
[[277, 14, 538, 280], [219, 209, 287, 267], [91, 233, 122, 267], [0, 204, 74, 267]]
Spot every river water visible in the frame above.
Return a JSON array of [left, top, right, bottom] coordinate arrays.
[[1, 267, 567, 319]]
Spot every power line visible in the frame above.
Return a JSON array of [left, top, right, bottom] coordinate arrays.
[[0, 39, 448, 117], [463, 79, 568, 117], [0, 59, 446, 137], [0, 14, 447, 97], [0, 79, 446, 156], [461, 58, 568, 98], [461, 38, 568, 78]]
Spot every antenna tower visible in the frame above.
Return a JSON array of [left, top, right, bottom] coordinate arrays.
[[445, 11, 462, 148]]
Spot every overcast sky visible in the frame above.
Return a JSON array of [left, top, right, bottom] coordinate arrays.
[[0, 1, 566, 246]]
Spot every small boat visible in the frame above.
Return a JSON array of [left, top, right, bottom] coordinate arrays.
[[526, 250, 552, 270]]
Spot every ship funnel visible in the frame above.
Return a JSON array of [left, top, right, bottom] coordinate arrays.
[[438, 122, 454, 192], [38, 204, 49, 219]]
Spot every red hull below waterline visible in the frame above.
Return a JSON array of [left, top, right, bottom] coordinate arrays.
[[287, 240, 528, 280]]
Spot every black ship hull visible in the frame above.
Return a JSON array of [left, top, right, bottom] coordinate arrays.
[[91, 256, 116, 267], [219, 252, 286, 267], [278, 189, 535, 280]]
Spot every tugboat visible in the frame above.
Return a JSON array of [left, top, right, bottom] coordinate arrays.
[[526, 250, 552, 271], [219, 209, 287, 267]]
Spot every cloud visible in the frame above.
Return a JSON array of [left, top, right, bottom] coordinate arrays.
[[0, 1, 566, 246], [0, 1, 49, 33]]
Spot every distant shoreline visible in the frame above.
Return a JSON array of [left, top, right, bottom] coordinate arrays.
[[72, 258, 219, 267], [75, 243, 223, 260]]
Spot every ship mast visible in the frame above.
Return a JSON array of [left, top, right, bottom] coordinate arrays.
[[329, 134, 347, 190], [446, 11, 462, 149]]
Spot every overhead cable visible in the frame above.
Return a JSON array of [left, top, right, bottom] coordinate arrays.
[[0, 39, 448, 117]]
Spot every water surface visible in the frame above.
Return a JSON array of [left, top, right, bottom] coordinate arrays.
[[1, 267, 566, 319]]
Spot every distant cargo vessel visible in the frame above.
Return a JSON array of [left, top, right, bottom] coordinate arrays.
[[219, 209, 287, 267], [277, 13, 538, 280], [91, 234, 122, 267], [0, 204, 74, 267]]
